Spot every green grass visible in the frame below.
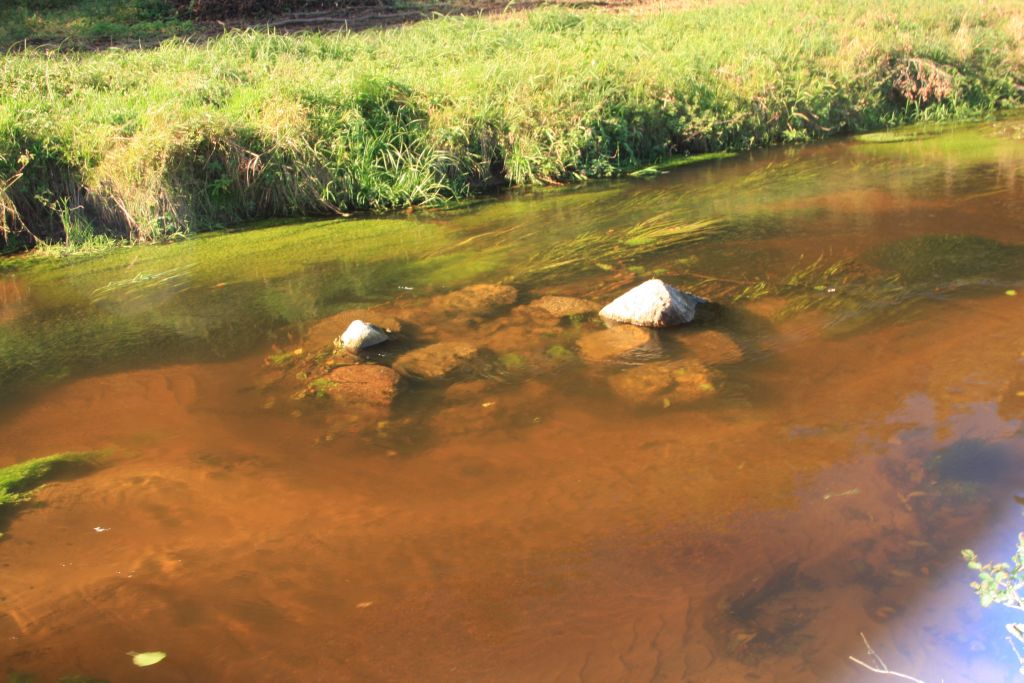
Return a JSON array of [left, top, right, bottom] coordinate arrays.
[[0, 0, 1022, 248], [0, 0, 190, 48]]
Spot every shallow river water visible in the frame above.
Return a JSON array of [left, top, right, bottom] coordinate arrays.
[[2, 118, 1024, 682]]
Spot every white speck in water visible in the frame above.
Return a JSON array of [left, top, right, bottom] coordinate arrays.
[[93, 526, 109, 533]]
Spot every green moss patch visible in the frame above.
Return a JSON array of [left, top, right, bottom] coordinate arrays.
[[0, 452, 101, 531]]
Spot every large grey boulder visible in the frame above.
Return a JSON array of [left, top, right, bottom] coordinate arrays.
[[599, 279, 703, 328], [337, 320, 389, 353]]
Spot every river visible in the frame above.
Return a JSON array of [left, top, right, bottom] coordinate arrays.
[[1, 117, 1024, 682]]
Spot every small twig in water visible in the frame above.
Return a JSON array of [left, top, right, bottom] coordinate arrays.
[[848, 633, 931, 683], [1004, 625, 1024, 674]]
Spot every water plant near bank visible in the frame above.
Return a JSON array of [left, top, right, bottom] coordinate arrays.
[[1, 0, 1022, 248], [964, 538, 1024, 674]]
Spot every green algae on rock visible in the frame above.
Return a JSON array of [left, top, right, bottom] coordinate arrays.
[[0, 452, 100, 534]]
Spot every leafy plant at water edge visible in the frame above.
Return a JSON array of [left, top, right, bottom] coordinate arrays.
[[963, 538, 1024, 673], [963, 540, 1024, 610]]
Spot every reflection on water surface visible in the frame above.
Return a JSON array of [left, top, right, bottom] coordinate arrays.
[[2, 118, 1024, 682]]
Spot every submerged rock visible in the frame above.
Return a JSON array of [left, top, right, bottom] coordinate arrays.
[[431, 381, 551, 437], [669, 360, 720, 402], [607, 364, 676, 404], [599, 279, 703, 328], [444, 379, 491, 403], [608, 360, 718, 405], [738, 296, 788, 321], [434, 284, 518, 315], [530, 295, 600, 318], [476, 305, 563, 354], [682, 330, 744, 365], [392, 342, 481, 380], [577, 325, 655, 362], [319, 364, 402, 407], [338, 320, 389, 353]]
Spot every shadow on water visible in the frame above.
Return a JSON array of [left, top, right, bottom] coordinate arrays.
[[930, 438, 1022, 484]]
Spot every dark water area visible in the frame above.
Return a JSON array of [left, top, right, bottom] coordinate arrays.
[[2, 118, 1024, 681]]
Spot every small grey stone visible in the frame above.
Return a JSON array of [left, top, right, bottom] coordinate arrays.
[[338, 320, 389, 353], [599, 279, 704, 328]]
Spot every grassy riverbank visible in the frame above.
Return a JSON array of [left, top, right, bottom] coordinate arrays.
[[1, 0, 1022, 249]]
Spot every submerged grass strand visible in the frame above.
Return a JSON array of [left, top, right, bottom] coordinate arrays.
[[723, 235, 1024, 333], [0, 0, 1022, 247], [514, 217, 723, 284]]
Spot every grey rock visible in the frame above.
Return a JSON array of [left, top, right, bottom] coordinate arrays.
[[337, 320, 389, 353], [305, 309, 402, 349], [599, 279, 703, 328]]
